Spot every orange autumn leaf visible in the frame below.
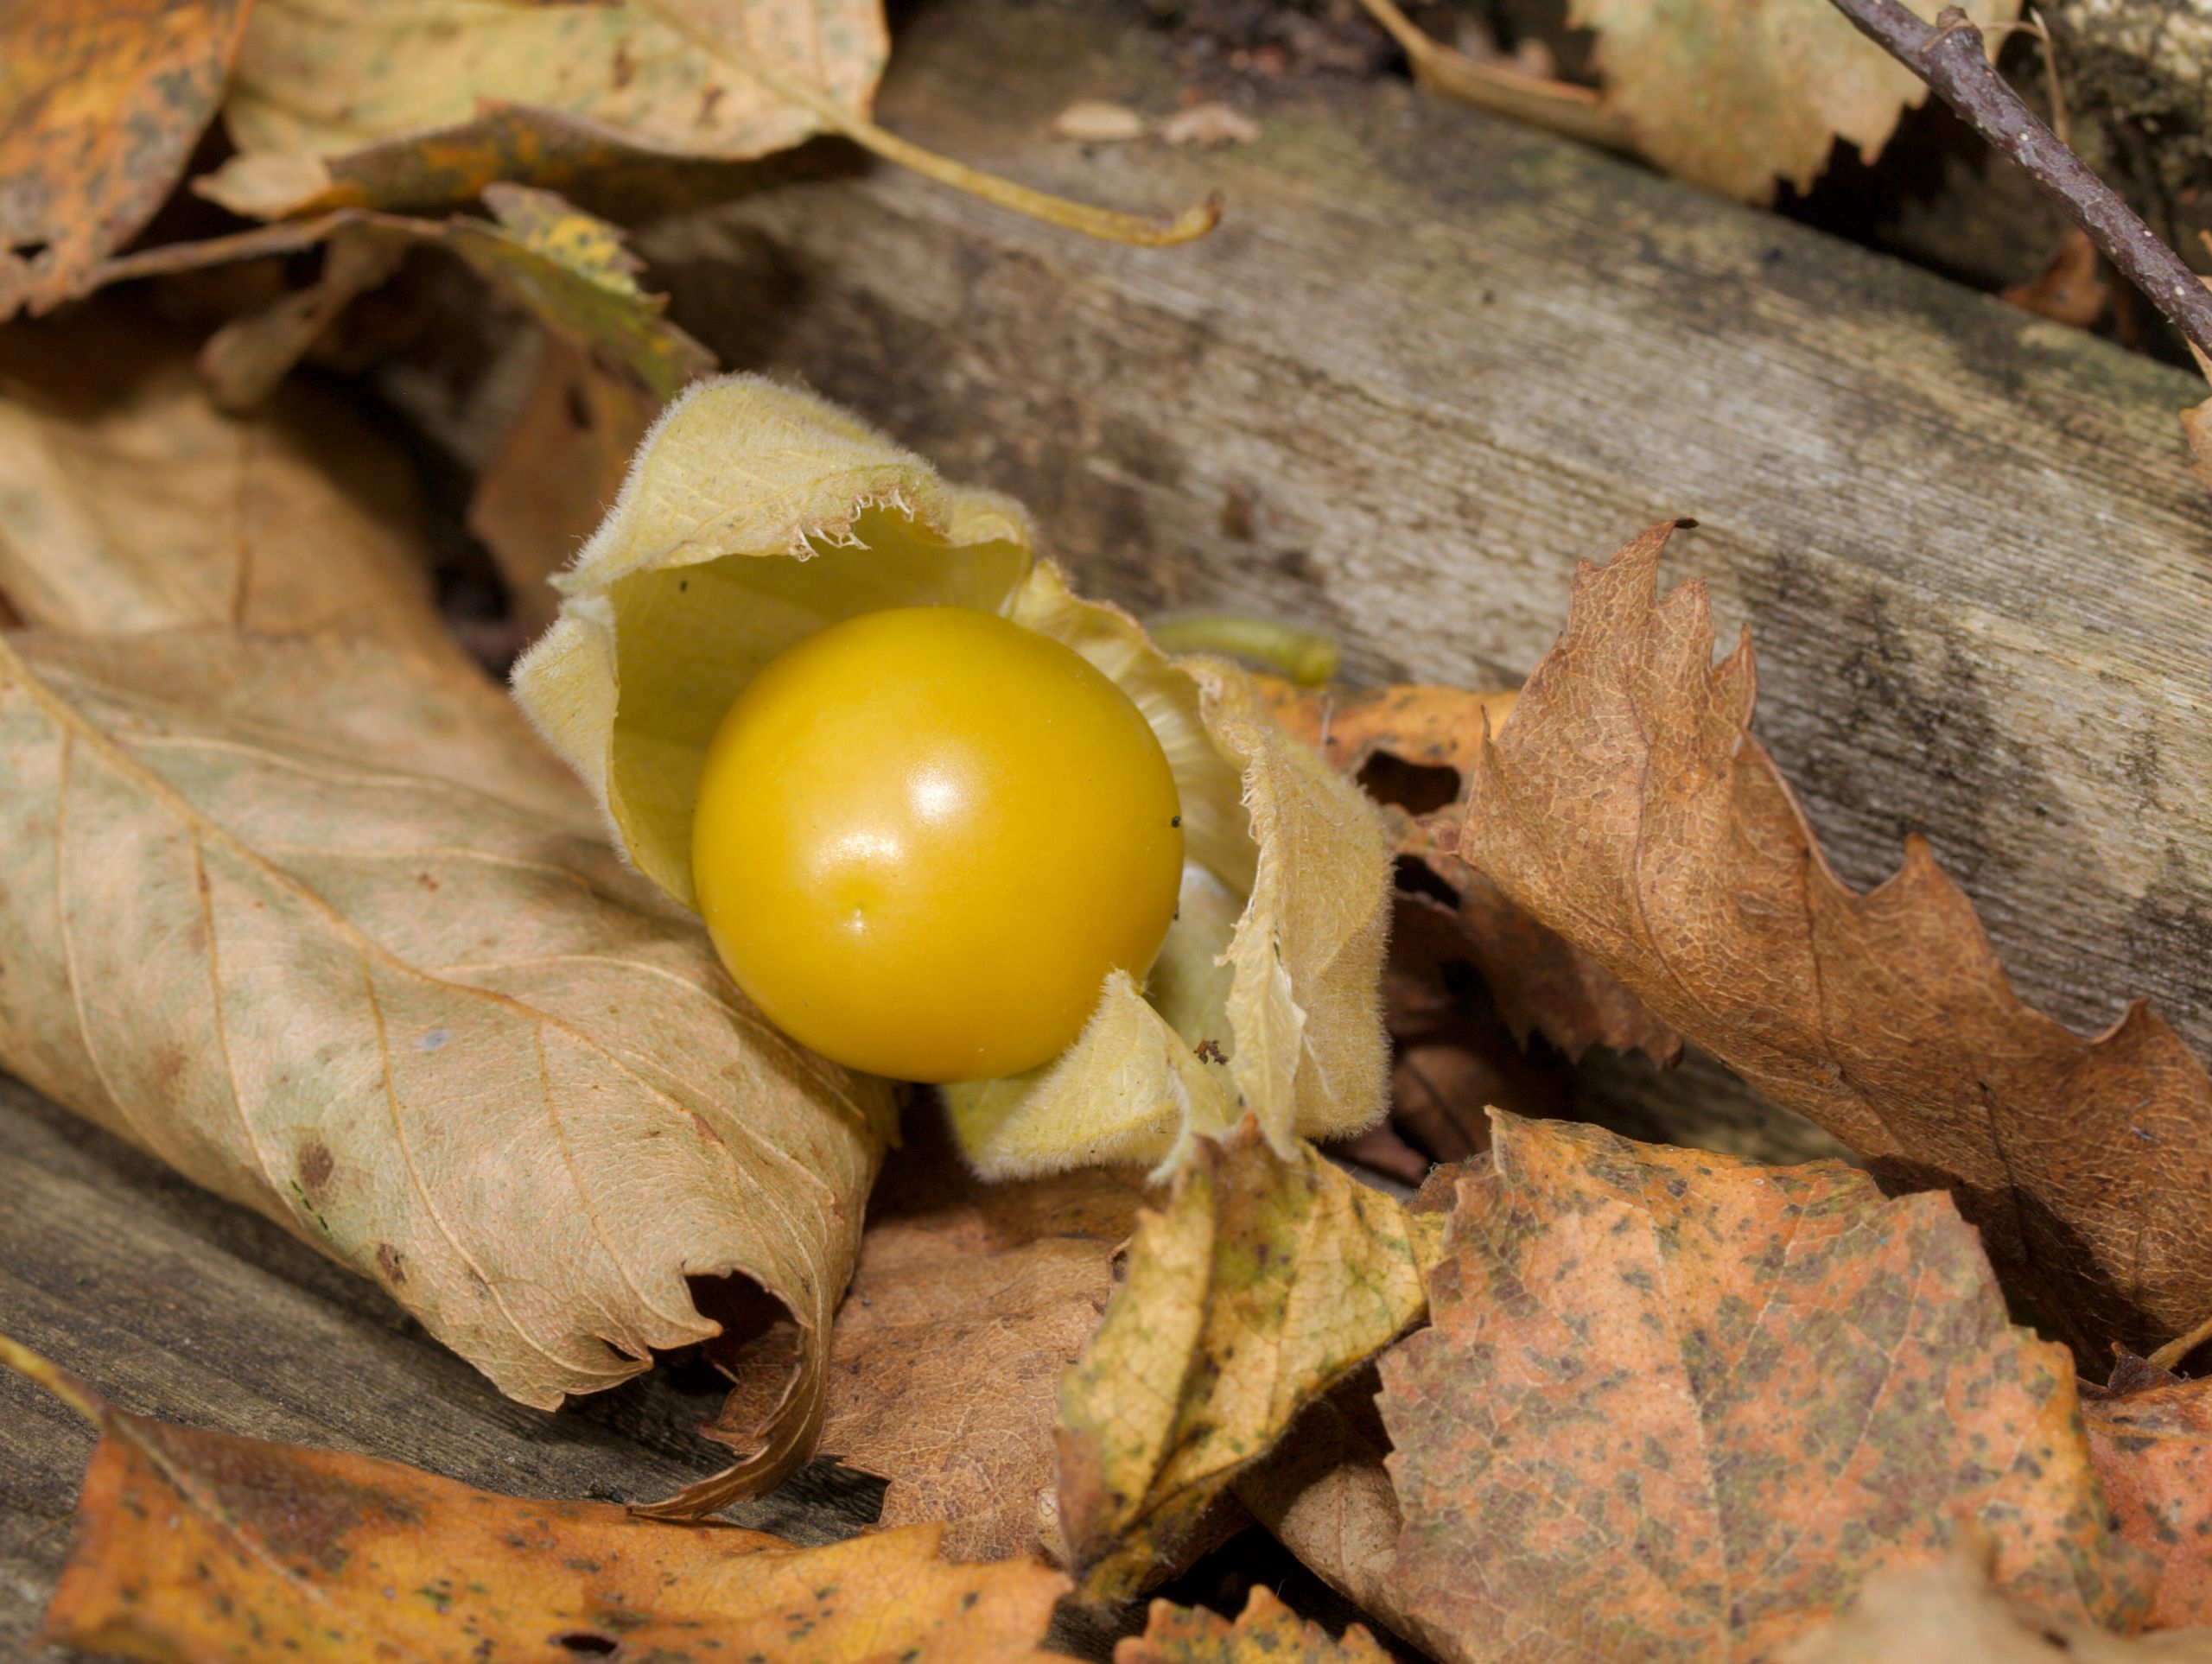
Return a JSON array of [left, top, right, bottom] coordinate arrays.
[[5, 1335, 1071, 1664], [1261, 679, 1517, 793], [1376, 1112, 2153, 1664], [1116, 1586, 1394, 1662], [2083, 1361, 2212, 1629], [0, 0, 253, 317], [1457, 521, 2212, 1360]]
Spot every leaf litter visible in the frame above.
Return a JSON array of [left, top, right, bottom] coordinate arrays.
[[12, 3, 2212, 1654], [1378, 1111, 2154, 1663], [0, 338, 892, 1498], [685, 1107, 1149, 1559], [4, 1336, 1073, 1664], [1456, 520, 2212, 1362], [1056, 1117, 1442, 1608]]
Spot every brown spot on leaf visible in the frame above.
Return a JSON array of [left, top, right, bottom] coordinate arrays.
[[297, 1141, 334, 1196]]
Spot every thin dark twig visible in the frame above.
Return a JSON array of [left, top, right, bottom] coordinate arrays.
[[1827, 0, 2212, 359]]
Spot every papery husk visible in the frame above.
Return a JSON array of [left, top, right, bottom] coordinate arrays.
[[512, 374, 1391, 1175]]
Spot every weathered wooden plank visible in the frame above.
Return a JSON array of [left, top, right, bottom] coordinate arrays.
[[0, 1077, 889, 1656], [642, 0, 2212, 1080]]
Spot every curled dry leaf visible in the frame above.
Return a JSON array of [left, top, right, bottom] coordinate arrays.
[[199, 0, 888, 218], [671, 1108, 1148, 1554], [200, 228, 412, 411], [512, 375, 1391, 1176], [1351, 0, 1633, 154], [2082, 1362, 2212, 1628], [1458, 521, 2212, 1359], [0, 313, 456, 667], [0, 0, 254, 316], [1233, 1386, 1404, 1633], [1262, 676, 1678, 1068], [1057, 1117, 1443, 1607], [98, 186, 715, 406], [1116, 1586, 1394, 1663], [4, 1337, 1071, 1664], [1379, 1112, 2153, 1664], [1779, 1546, 2212, 1664], [0, 626, 889, 1491], [1567, 0, 2020, 202]]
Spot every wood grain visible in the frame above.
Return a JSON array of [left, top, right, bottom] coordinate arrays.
[[0, 1075, 893, 1657]]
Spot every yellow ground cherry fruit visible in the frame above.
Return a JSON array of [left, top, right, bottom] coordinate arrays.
[[691, 607, 1185, 1083]]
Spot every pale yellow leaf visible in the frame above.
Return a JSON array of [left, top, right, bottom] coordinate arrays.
[[202, 0, 888, 218], [0, 626, 891, 1482], [1570, 0, 2020, 202], [1056, 1120, 1444, 1605]]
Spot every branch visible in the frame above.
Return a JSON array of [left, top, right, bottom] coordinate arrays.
[[1827, 0, 2212, 359]]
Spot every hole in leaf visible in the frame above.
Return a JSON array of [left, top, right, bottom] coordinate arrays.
[[555, 1634, 620, 1656], [1392, 854, 1459, 909], [1357, 752, 1462, 816]]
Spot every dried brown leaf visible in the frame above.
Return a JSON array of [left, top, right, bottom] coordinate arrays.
[[688, 1109, 1148, 1559], [1262, 676, 1677, 1068], [199, 228, 411, 411], [6, 1337, 1071, 1664], [1234, 1388, 1404, 1631], [2001, 230, 2112, 330], [1452, 867, 1683, 1064], [0, 625, 890, 1495], [0, 313, 457, 668], [1568, 0, 2020, 202], [97, 190, 715, 405], [1458, 521, 2212, 1358], [1116, 1586, 1394, 1663], [1377, 1113, 2153, 1664], [199, 0, 887, 218], [1351, 0, 1634, 154], [0, 0, 253, 316], [467, 333, 661, 640]]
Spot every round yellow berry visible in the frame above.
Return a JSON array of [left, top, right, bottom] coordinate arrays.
[[691, 607, 1185, 1083]]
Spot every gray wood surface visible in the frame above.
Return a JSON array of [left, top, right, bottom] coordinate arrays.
[[644, 0, 2212, 1079], [9, 0, 2212, 1651], [0, 1076, 894, 1659]]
